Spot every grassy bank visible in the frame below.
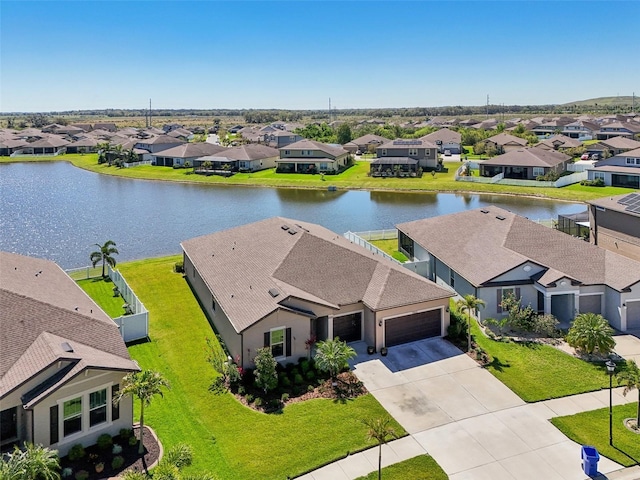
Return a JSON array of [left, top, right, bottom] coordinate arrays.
[[354, 455, 449, 480], [114, 256, 404, 479], [1, 153, 632, 202]]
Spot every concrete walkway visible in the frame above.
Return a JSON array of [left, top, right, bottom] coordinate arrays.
[[297, 338, 638, 480]]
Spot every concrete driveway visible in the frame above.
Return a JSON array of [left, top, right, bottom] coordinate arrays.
[[350, 338, 623, 480], [614, 333, 640, 365]]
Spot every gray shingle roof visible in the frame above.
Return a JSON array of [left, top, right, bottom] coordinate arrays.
[[480, 147, 571, 167], [152, 142, 226, 158], [420, 128, 462, 144], [280, 139, 348, 157], [181, 218, 453, 333], [397, 207, 640, 291]]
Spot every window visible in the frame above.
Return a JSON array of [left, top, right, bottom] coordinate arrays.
[[319, 162, 328, 171], [381, 149, 387, 156], [212, 298, 216, 311], [593, 171, 605, 180], [408, 148, 418, 156], [89, 389, 107, 427], [399, 231, 414, 258], [270, 328, 285, 358], [63, 397, 82, 437], [449, 270, 455, 288], [284, 150, 290, 155], [533, 167, 545, 177], [497, 287, 520, 314]]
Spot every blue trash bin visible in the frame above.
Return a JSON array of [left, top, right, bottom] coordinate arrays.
[[581, 445, 599, 476]]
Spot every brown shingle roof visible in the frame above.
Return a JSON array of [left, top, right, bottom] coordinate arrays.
[[152, 142, 226, 158], [397, 207, 640, 291], [280, 139, 348, 157], [181, 218, 452, 333], [480, 147, 571, 167], [222, 144, 279, 161], [419, 128, 462, 144], [486, 133, 528, 147]]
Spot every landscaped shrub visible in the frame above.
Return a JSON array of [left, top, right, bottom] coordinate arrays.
[[253, 397, 263, 407], [163, 443, 193, 469], [299, 359, 310, 374], [62, 467, 73, 478], [75, 470, 89, 480], [68, 444, 85, 461], [305, 370, 315, 382], [245, 394, 254, 404], [97, 433, 113, 450], [532, 314, 560, 337], [281, 393, 289, 402], [111, 456, 125, 470], [128, 435, 138, 446], [237, 386, 246, 395], [280, 376, 291, 388], [293, 373, 304, 385], [580, 178, 605, 187], [446, 309, 467, 342], [119, 428, 132, 439], [112, 444, 123, 455], [173, 261, 184, 273]]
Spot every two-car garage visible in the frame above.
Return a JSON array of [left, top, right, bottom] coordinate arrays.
[[384, 309, 443, 347]]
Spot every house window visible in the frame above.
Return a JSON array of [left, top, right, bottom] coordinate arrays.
[[593, 172, 605, 180], [533, 167, 545, 177], [497, 287, 520, 314], [270, 328, 285, 358], [63, 397, 82, 437], [399, 231, 414, 258], [212, 298, 216, 312], [381, 149, 387, 156], [284, 150, 290, 155], [319, 162, 328, 171], [408, 148, 418, 156], [89, 389, 107, 427], [449, 270, 455, 288]]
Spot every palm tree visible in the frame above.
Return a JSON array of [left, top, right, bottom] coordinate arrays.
[[362, 416, 398, 480], [566, 313, 616, 358], [456, 295, 486, 352], [617, 359, 640, 427], [96, 142, 112, 164], [90, 240, 119, 277], [0, 443, 60, 480], [314, 337, 356, 385], [114, 370, 171, 454]]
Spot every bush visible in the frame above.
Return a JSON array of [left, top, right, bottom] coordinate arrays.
[[532, 314, 560, 337], [253, 397, 263, 407], [119, 428, 133, 439], [62, 467, 73, 478], [535, 171, 560, 181], [280, 376, 291, 388], [299, 359, 310, 374], [111, 456, 125, 470], [174, 261, 184, 273], [237, 385, 246, 395], [447, 310, 467, 342], [68, 444, 85, 461], [293, 373, 304, 385], [97, 433, 113, 450], [305, 370, 315, 382], [112, 444, 123, 455], [75, 471, 89, 480], [307, 384, 315, 392], [580, 178, 605, 187], [128, 435, 138, 446], [245, 394, 254, 404], [163, 443, 193, 469], [281, 393, 290, 402]]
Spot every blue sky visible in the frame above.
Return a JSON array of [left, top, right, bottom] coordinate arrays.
[[1, 1, 639, 112]]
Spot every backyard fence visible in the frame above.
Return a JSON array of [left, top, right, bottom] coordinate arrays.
[[343, 230, 400, 264], [123, 160, 153, 168], [455, 164, 587, 188], [66, 265, 104, 280]]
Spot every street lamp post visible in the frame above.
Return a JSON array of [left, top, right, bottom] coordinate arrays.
[[606, 359, 616, 446]]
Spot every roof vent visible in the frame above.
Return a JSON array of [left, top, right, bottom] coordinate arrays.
[[281, 225, 290, 231], [480, 209, 489, 214], [61, 342, 73, 353], [268, 288, 280, 298], [496, 215, 506, 221], [288, 229, 298, 235]]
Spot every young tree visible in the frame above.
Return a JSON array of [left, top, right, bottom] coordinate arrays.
[[114, 370, 171, 454], [314, 337, 356, 384], [253, 347, 278, 394], [566, 313, 616, 358], [0, 443, 60, 480], [456, 295, 486, 352], [362, 416, 398, 480], [90, 240, 119, 277], [616, 359, 640, 427]]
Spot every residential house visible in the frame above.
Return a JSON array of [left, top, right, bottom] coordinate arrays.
[[135, 135, 186, 161], [531, 118, 575, 137], [65, 137, 98, 154], [0, 137, 28, 156], [181, 218, 454, 368], [151, 142, 227, 167], [587, 147, 640, 188], [228, 125, 244, 134], [419, 128, 462, 154], [479, 147, 571, 179], [276, 139, 350, 173], [586, 137, 640, 158], [396, 207, 640, 330], [536, 134, 582, 152], [588, 193, 640, 262], [596, 121, 640, 140], [343, 134, 389, 155], [561, 120, 599, 140], [92, 123, 118, 133], [263, 130, 303, 149], [15, 135, 69, 155], [0, 252, 139, 455], [483, 133, 527, 154], [375, 138, 439, 170], [196, 144, 279, 172]]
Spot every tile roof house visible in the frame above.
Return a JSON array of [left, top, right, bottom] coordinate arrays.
[[479, 147, 572, 180], [0, 252, 139, 455], [276, 139, 350, 174], [586, 147, 640, 189], [181, 218, 454, 368], [397, 207, 640, 330], [588, 193, 640, 262]]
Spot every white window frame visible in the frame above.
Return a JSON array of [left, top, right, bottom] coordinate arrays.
[[408, 148, 418, 156], [269, 327, 286, 360], [593, 171, 605, 180], [62, 396, 83, 438], [89, 388, 108, 427], [57, 382, 115, 444], [381, 149, 387, 156], [533, 167, 545, 176]]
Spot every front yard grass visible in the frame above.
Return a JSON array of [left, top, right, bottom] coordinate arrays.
[[470, 319, 612, 402], [117, 256, 405, 479], [354, 455, 448, 480], [3, 153, 634, 202], [76, 277, 127, 318], [551, 404, 640, 467]]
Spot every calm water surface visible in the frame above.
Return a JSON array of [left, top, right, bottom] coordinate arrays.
[[0, 162, 585, 268]]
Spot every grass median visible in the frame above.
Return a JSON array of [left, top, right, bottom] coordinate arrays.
[[354, 455, 448, 480], [112, 255, 404, 479]]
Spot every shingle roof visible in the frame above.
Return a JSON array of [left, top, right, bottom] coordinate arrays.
[[280, 139, 348, 157], [348, 134, 389, 145], [0, 252, 138, 400], [181, 218, 453, 333], [486, 133, 528, 146], [397, 207, 640, 291], [379, 138, 438, 149], [599, 137, 640, 150], [480, 147, 571, 167], [419, 128, 462, 144], [222, 144, 279, 161], [152, 142, 226, 158]]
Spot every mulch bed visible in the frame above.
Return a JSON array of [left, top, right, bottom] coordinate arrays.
[[59, 425, 160, 479]]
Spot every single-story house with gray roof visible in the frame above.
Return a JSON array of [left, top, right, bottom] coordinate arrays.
[[181, 218, 454, 368], [480, 147, 572, 180], [397, 207, 640, 330], [0, 252, 139, 455]]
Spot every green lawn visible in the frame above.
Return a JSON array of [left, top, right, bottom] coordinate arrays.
[[115, 256, 405, 479], [470, 318, 612, 402], [368, 239, 408, 262], [2, 153, 635, 202], [551, 404, 640, 467], [76, 277, 127, 318], [354, 455, 448, 480]]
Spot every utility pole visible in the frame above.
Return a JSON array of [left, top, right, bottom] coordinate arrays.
[[329, 97, 332, 122], [486, 94, 489, 118], [149, 99, 152, 128]]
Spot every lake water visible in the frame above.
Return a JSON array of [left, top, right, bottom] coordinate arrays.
[[0, 162, 585, 269]]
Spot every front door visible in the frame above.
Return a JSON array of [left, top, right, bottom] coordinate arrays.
[[332, 313, 362, 343]]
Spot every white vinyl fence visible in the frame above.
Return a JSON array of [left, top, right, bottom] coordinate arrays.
[[455, 163, 587, 187], [344, 230, 400, 264]]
